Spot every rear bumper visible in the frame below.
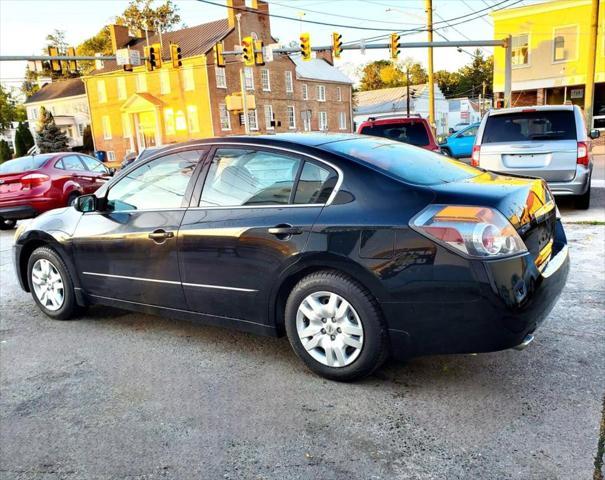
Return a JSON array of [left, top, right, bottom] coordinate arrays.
[[384, 220, 569, 359], [0, 205, 37, 220], [548, 165, 591, 196]]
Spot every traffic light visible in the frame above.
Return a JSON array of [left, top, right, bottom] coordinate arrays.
[[171, 43, 183, 68], [332, 32, 343, 59], [241, 36, 254, 66], [254, 40, 264, 66], [213, 43, 224, 67], [390, 33, 400, 60], [300, 33, 311, 61], [144, 45, 155, 71], [48, 47, 61, 72], [66, 47, 77, 72], [152, 43, 162, 68]]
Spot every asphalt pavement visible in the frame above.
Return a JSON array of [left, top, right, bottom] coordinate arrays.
[[1, 190, 604, 479]]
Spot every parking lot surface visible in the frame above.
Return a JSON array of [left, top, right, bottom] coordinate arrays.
[[1, 220, 604, 479]]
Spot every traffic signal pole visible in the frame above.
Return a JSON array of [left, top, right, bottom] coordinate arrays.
[[425, 0, 435, 131], [584, 0, 600, 129]]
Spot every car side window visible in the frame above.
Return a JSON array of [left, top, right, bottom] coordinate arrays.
[[61, 155, 87, 171], [200, 148, 301, 207], [106, 150, 202, 212], [294, 161, 337, 204], [460, 126, 478, 138], [80, 155, 108, 173]]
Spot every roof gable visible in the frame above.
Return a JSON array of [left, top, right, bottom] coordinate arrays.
[[24, 78, 85, 104], [291, 56, 353, 84]]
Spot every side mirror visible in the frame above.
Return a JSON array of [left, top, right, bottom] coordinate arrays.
[[109, 167, 116, 176], [589, 129, 601, 139], [75, 194, 98, 213]]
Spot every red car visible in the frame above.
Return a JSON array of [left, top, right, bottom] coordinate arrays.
[[357, 116, 441, 152], [0, 153, 112, 230]]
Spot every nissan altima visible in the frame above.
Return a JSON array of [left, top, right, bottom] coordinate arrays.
[[13, 134, 569, 381]]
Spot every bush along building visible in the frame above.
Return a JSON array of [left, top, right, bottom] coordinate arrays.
[[82, 0, 354, 163]]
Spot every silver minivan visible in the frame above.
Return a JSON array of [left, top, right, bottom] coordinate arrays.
[[472, 105, 600, 209]]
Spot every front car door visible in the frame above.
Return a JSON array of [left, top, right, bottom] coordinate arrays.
[[78, 155, 111, 192], [178, 145, 339, 326], [57, 154, 95, 192], [72, 148, 206, 309]]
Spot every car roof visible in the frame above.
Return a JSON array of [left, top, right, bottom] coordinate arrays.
[[487, 105, 576, 116], [358, 116, 429, 126]]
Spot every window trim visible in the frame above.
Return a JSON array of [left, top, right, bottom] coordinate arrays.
[[215, 66, 227, 89], [285, 71, 294, 93], [317, 85, 326, 102], [511, 33, 531, 69], [287, 105, 296, 130], [261, 68, 271, 92], [552, 24, 579, 64]]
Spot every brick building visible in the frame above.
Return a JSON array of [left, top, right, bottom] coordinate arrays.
[[83, 0, 353, 164]]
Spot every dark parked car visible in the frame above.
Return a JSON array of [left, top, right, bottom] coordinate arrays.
[[13, 135, 569, 381], [0, 152, 111, 229], [357, 116, 441, 152]]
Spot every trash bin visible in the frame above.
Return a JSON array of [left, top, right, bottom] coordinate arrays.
[[94, 150, 107, 163]]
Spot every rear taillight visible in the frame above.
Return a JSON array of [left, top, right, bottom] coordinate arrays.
[[411, 205, 527, 259], [577, 141, 589, 166], [21, 173, 50, 188], [471, 145, 481, 167]]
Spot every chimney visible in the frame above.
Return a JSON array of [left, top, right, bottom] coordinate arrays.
[[227, 0, 247, 29], [252, 0, 269, 16], [109, 24, 131, 53], [316, 49, 334, 65]]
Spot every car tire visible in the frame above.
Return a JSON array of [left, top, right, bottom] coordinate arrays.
[[0, 218, 17, 230], [285, 270, 389, 382], [441, 147, 452, 157], [67, 192, 80, 207], [575, 185, 591, 210], [27, 246, 82, 320]]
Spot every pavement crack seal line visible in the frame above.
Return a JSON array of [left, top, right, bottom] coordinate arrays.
[[595, 393, 605, 480]]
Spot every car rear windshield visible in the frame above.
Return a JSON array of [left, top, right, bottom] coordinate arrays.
[[323, 137, 480, 186], [359, 121, 431, 147], [482, 110, 576, 143], [0, 155, 52, 174]]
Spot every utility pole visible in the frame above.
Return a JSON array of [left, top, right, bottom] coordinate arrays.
[[584, 0, 600, 129], [480, 81, 486, 116], [236, 13, 250, 134], [425, 0, 435, 132], [406, 66, 411, 117]]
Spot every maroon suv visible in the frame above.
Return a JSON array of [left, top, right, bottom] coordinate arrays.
[[357, 116, 441, 152], [0, 153, 111, 229]]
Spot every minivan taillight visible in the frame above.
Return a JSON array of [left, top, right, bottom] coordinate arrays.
[[577, 141, 589, 166], [21, 173, 50, 188], [471, 145, 481, 167]]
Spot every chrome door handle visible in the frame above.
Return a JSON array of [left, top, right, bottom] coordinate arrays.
[[268, 225, 303, 237], [148, 229, 175, 242]]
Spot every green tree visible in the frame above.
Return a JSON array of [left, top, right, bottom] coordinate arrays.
[[76, 26, 113, 74], [359, 59, 428, 91], [21, 65, 40, 98], [434, 69, 461, 98], [46, 29, 68, 51], [35, 107, 69, 153], [14, 122, 35, 157], [82, 125, 94, 153], [0, 85, 17, 131], [0, 139, 12, 163], [117, 0, 182, 32], [454, 50, 493, 98]]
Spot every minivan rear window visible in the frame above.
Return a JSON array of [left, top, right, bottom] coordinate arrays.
[[360, 122, 430, 147], [482, 110, 576, 143], [0, 155, 52, 174], [323, 137, 479, 186]]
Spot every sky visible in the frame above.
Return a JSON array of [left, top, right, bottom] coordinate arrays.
[[0, 0, 538, 92]]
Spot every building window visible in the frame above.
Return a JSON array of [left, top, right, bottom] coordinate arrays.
[[121, 114, 131, 138], [248, 110, 258, 131], [216, 67, 227, 88], [336, 86, 342, 102], [302, 110, 312, 132], [219, 104, 231, 131], [136, 73, 147, 92], [317, 85, 326, 102], [512, 34, 529, 66], [107, 151, 116, 162], [261, 69, 271, 91], [117, 77, 127, 100], [553, 26, 578, 63], [183, 69, 195, 91], [264, 104, 274, 130], [287, 106, 296, 129], [186, 106, 199, 133], [244, 67, 254, 90], [160, 70, 171, 95], [101, 115, 112, 139], [285, 71, 293, 93], [164, 108, 175, 135], [97, 79, 107, 103], [338, 111, 347, 130], [175, 110, 187, 131], [77, 123, 85, 136], [319, 111, 328, 131], [302, 84, 308, 100]]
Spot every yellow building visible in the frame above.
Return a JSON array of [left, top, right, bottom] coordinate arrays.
[[491, 0, 605, 129]]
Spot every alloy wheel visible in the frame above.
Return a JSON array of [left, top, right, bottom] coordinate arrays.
[[296, 291, 364, 367], [31, 258, 65, 311]]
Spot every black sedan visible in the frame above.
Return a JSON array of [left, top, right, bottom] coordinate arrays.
[[13, 134, 569, 381]]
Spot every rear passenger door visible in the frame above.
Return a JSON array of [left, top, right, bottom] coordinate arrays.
[[58, 154, 96, 193], [178, 146, 338, 325]]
